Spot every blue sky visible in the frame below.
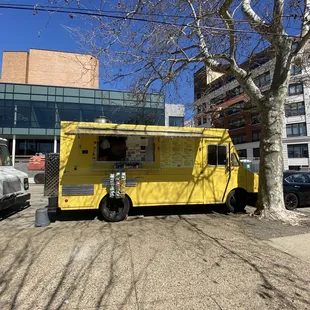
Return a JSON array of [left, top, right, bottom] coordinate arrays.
[[0, 2, 87, 74]]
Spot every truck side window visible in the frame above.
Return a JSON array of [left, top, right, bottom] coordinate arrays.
[[98, 136, 155, 162], [208, 145, 226, 166], [218, 146, 226, 165], [98, 136, 127, 161], [208, 145, 217, 165]]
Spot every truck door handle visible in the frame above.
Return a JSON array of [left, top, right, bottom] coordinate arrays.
[[294, 185, 300, 188]]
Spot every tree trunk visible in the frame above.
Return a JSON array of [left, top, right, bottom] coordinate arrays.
[[255, 95, 291, 220]]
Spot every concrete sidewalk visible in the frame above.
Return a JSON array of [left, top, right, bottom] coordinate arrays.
[[0, 185, 309, 310], [267, 233, 310, 263]]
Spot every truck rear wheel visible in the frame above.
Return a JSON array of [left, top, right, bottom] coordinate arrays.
[[99, 196, 130, 222], [225, 189, 246, 213]]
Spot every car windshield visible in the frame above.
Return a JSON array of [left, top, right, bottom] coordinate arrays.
[[0, 144, 12, 166]]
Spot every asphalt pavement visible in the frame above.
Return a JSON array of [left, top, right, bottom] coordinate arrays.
[[0, 185, 310, 310]]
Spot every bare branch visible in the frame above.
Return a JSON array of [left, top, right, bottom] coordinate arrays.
[[219, 0, 236, 59], [170, 44, 200, 55], [241, 0, 271, 41], [186, 0, 230, 74], [273, 0, 284, 33]]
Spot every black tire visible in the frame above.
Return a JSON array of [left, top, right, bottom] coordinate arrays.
[[284, 193, 298, 210], [34, 173, 45, 184], [99, 196, 130, 222], [225, 189, 246, 213]]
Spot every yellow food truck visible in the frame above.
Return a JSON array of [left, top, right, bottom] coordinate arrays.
[[44, 120, 258, 222]]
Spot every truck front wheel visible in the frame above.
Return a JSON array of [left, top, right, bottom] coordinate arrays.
[[99, 196, 130, 222], [225, 189, 246, 213]]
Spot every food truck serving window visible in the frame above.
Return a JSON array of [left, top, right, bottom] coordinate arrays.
[[98, 136, 155, 162], [208, 145, 226, 166]]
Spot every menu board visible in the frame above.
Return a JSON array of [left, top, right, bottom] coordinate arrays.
[[160, 138, 195, 168], [126, 136, 154, 162]]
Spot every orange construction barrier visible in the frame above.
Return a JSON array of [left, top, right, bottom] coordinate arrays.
[[27, 154, 45, 171]]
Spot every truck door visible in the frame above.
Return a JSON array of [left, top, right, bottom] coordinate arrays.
[[202, 142, 230, 203]]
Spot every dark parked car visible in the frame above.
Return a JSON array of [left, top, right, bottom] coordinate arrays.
[[283, 171, 310, 210]]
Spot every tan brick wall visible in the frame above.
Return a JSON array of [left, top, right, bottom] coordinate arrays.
[[0, 52, 28, 83], [27, 49, 99, 89]]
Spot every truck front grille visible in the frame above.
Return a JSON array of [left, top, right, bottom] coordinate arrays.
[[3, 181, 21, 195]]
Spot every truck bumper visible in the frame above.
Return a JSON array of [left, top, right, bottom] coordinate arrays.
[[0, 193, 31, 211]]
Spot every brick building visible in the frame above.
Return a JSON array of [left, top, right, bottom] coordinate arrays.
[[0, 49, 99, 88], [193, 46, 310, 171]]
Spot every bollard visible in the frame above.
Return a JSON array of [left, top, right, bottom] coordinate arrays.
[[35, 208, 50, 227]]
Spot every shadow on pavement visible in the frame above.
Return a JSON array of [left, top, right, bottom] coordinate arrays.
[[55, 204, 230, 222], [129, 204, 229, 217]]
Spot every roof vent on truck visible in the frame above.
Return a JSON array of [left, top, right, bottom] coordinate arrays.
[[94, 115, 111, 123]]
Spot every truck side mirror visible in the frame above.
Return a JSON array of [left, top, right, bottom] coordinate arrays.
[[231, 153, 239, 167]]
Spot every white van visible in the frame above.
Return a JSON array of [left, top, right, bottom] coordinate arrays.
[[0, 138, 30, 211]]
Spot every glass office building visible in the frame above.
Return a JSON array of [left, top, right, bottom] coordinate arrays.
[[0, 83, 165, 160]]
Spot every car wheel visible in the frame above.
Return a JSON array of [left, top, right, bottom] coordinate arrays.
[[284, 193, 299, 210], [99, 196, 130, 222], [34, 172, 45, 184], [226, 189, 246, 213]]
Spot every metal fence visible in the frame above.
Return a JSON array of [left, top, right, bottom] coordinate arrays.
[[44, 153, 59, 197]]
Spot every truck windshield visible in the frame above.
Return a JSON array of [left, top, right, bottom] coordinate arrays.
[[0, 145, 12, 166]]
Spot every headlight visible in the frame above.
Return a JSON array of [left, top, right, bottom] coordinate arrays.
[[24, 178, 29, 190]]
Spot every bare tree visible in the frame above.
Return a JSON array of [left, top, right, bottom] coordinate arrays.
[[41, 0, 310, 222]]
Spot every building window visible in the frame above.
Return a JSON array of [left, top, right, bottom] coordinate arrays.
[[210, 93, 226, 105], [286, 123, 307, 137], [251, 112, 261, 124], [288, 83, 303, 96], [291, 65, 302, 76], [237, 149, 247, 158], [291, 42, 298, 52], [288, 144, 308, 158], [285, 101, 305, 117], [197, 105, 202, 114], [207, 145, 226, 166], [197, 117, 202, 126], [227, 101, 245, 116], [253, 148, 260, 158], [249, 57, 269, 70], [226, 86, 243, 100], [288, 166, 300, 171], [210, 79, 224, 93], [203, 116, 207, 124], [252, 130, 261, 142], [254, 71, 271, 88], [226, 75, 235, 83], [232, 134, 246, 144], [228, 118, 245, 130], [169, 116, 184, 127], [13, 139, 55, 155]]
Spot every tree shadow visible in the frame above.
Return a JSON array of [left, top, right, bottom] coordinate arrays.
[[1, 209, 310, 309]]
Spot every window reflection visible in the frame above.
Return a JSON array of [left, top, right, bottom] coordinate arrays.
[[0, 84, 166, 132]]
